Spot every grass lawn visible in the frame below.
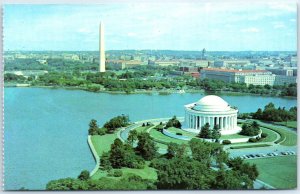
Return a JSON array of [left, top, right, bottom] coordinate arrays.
[[252, 121, 297, 146], [246, 156, 297, 189], [274, 121, 297, 129], [91, 133, 118, 156], [259, 127, 278, 143], [229, 144, 271, 149], [119, 165, 157, 180], [220, 133, 250, 140], [134, 126, 152, 133], [91, 163, 157, 180], [149, 128, 187, 145], [265, 126, 297, 146], [166, 127, 197, 137]]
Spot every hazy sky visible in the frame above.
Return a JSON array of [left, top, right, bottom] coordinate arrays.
[[3, 2, 297, 51]]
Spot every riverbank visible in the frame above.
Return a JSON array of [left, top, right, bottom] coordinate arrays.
[[87, 135, 100, 177], [4, 84, 297, 98]]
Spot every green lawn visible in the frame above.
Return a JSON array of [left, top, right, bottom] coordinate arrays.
[[220, 133, 250, 140], [149, 128, 187, 145], [274, 121, 297, 129], [92, 163, 157, 180], [134, 126, 152, 133], [246, 156, 297, 189], [119, 165, 157, 180], [259, 127, 278, 143], [166, 127, 197, 137], [251, 121, 297, 146], [91, 133, 118, 156], [229, 144, 271, 149], [265, 126, 297, 146]]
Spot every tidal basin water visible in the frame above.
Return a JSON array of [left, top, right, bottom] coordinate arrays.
[[4, 88, 297, 190]]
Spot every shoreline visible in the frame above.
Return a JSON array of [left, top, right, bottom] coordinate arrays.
[[87, 135, 100, 177], [4, 84, 297, 99]]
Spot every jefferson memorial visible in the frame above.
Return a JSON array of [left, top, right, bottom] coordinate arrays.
[[184, 95, 241, 135]]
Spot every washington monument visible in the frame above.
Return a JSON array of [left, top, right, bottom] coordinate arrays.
[[99, 22, 106, 72]]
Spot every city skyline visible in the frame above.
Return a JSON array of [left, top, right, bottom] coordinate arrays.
[[4, 2, 297, 51]]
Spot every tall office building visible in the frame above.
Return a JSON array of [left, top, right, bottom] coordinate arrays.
[[99, 22, 106, 72]]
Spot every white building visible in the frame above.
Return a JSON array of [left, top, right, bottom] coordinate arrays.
[[184, 95, 241, 135]]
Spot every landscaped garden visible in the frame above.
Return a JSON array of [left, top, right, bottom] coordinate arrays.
[[91, 133, 118, 156], [274, 121, 297, 129], [246, 155, 297, 189], [259, 124, 297, 146], [149, 127, 188, 145]]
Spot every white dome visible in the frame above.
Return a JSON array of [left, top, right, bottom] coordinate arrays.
[[193, 95, 231, 112]]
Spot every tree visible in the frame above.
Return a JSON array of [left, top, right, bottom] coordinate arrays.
[[166, 142, 186, 159], [227, 157, 259, 182], [104, 115, 130, 133], [136, 132, 158, 160], [199, 123, 212, 139], [165, 116, 182, 129], [100, 152, 112, 171], [212, 169, 247, 189], [97, 127, 107, 135], [155, 157, 214, 189], [212, 125, 221, 140], [253, 108, 263, 119], [109, 139, 126, 168], [78, 170, 90, 181], [88, 119, 99, 135], [239, 122, 260, 136], [189, 139, 213, 167], [127, 130, 138, 146]]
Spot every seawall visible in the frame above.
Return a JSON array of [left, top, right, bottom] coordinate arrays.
[[87, 135, 100, 177]]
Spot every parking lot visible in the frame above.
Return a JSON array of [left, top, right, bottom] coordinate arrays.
[[233, 151, 296, 160]]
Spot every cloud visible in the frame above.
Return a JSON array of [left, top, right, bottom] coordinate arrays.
[[273, 23, 285, 29], [78, 28, 92, 33], [268, 2, 296, 12], [240, 27, 260, 33], [127, 32, 137, 37]]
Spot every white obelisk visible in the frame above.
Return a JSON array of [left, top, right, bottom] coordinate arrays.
[[99, 22, 106, 72]]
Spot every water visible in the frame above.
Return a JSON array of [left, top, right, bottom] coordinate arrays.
[[4, 88, 297, 190]]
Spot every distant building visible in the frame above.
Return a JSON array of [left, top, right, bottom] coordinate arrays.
[[267, 67, 297, 77], [107, 60, 143, 70], [148, 60, 180, 66], [200, 68, 295, 86], [213, 60, 250, 68], [180, 66, 199, 73]]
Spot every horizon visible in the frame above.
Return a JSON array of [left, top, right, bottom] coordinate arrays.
[[4, 49, 297, 52], [4, 2, 297, 51]]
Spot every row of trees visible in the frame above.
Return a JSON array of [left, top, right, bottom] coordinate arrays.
[[46, 174, 155, 190], [252, 103, 297, 122], [4, 68, 297, 97], [88, 115, 130, 135]]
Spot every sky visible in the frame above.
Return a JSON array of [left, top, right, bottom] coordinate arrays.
[[3, 1, 298, 51]]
